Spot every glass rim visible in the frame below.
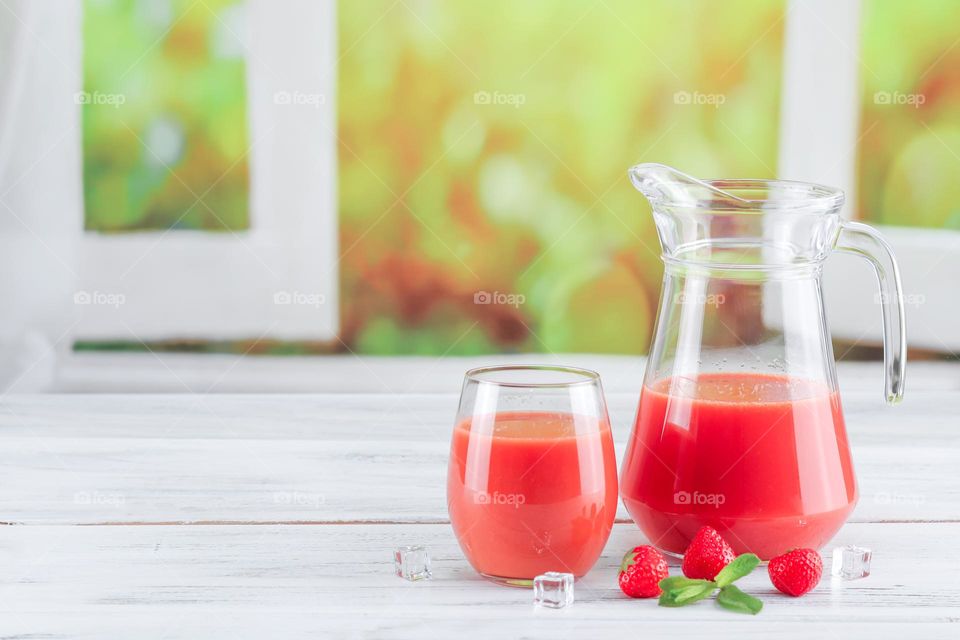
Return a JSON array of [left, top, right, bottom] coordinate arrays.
[[654, 178, 845, 214], [464, 364, 601, 388]]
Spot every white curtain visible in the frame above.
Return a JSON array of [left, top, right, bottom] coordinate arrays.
[[0, 1, 82, 391]]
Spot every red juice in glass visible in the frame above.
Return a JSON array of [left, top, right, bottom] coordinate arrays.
[[620, 372, 856, 560], [447, 410, 618, 582]]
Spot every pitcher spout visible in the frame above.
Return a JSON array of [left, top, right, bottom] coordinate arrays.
[[628, 163, 749, 209]]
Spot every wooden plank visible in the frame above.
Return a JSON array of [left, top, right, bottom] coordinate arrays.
[[0, 522, 958, 638], [55, 353, 960, 394], [0, 388, 957, 524]]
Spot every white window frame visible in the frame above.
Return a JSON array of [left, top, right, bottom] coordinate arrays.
[[779, 0, 960, 353], [74, 0, 338, 343], [74, 0, 960, 352]]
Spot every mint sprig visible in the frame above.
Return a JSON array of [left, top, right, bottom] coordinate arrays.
[[657, 578, 715, 607], [657, 553, 764, 615]]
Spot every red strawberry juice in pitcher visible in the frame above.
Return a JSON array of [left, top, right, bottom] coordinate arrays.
[[620, 372, 856, 560]]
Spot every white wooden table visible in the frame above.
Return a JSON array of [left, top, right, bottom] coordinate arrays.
[[3, 358, 960, 638]]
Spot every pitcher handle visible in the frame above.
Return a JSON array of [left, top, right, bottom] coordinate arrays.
[[835, 221, 906, 405]]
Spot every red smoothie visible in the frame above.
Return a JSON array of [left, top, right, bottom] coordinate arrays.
[[620, 373, 856, 559], [447, 411, 618, 581]]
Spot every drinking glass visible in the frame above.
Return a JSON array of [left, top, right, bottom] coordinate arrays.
[[447, 365, 618, 586]]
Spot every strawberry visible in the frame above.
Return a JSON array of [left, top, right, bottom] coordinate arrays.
[[681, 526, 735, 580], [618, 545, 670, 598], [768, 548, 823, 597]]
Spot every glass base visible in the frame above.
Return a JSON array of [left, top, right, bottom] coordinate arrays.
[[480, 572, 537, 588], [657, 546, 684, 561], [622, 496, 853, 561]]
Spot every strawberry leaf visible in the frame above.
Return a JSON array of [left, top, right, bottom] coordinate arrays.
[[714, 553, 760, 588], [619, 548, 639, 572], [716, 584, 763, 615]]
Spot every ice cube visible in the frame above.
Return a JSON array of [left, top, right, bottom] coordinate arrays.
[[533, 572, 574, 608], [831, 545, 872, 580], [394, 545, 432, 581]]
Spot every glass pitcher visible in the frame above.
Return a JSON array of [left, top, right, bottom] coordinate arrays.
[[619, 164, 906, 560]]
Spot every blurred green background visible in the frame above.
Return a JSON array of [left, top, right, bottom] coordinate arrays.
[[82, 0, 249, 232], [79, 0, 957, 355], [337, 0, 782, 355], [859, 0, 960, 230]]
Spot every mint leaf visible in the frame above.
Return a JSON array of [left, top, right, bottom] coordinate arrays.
[[714, 553, 761, 588], [716, 584, 763, 615], [658, 578, 716, 607]]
